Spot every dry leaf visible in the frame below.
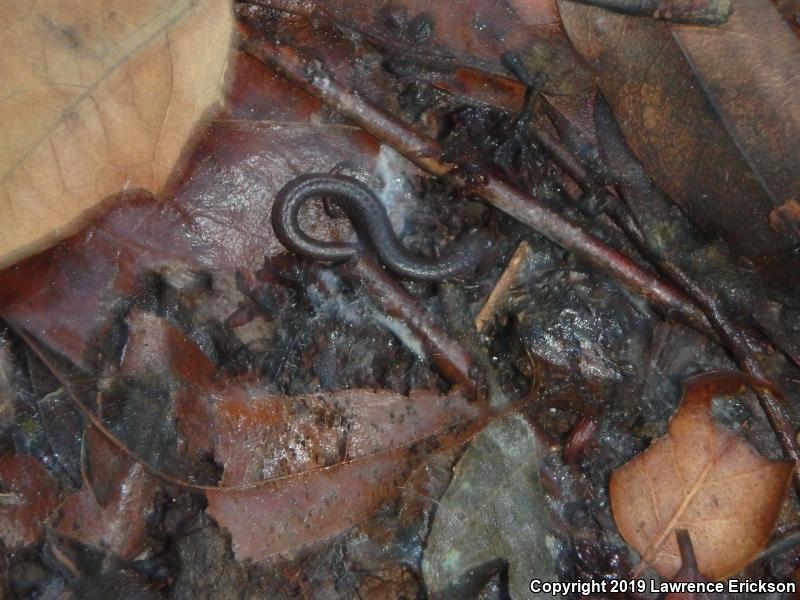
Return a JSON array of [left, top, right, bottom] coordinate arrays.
[[0, 454, 61, 549], [610, 372, 792, 580], [558, 0, 800, 287], [0, 0, 233, 268]]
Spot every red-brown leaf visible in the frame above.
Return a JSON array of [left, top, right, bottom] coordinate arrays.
[[120, 312, 497, 562], [188, 385, 493, 561], [53, 428, 156, 560], [0, 122, 379, 368], [0, 454, 60, 549], [206, 449, 410, 561]]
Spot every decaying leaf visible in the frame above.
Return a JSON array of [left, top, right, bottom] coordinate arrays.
[[120, 309, 216, 384], [558, 0, 800, 288], [610, 372, 792, 580], [197, 386, 494, 561], [0, 454, 61, 549], [303, 0, 597, 136], [422, 414, 558, 599], [206, 450, 412, 562], [0, 0, 233, 268], [120, 311, 498, 562], [53, 428, 155, 560]]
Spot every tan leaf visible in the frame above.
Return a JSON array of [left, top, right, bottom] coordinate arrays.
[[610, 373, 792, 580], [0, 0, 233, 268]]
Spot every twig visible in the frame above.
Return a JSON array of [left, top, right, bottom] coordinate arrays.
[[342, 256, 486, 399], [0, 492, 22, 507], [755, 526, 800, 563], [474, 241, 530, 334], [521, 97, 800, 490], [675, 529, 700, 576], [566, 176, 800, 488], [568, 0, 732, 24], [670, 530, 709, 599], [563, 416, 599, 465]]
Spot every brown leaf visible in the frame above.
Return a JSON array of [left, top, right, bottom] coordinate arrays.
[[610, 372, 792, 580], [558, 0, 800, 288], [53, 428, 156, 560], [191, 385, 492, 561], [206, 449, 411, 562], [180, 386, 487, 484], [119, 311, 496, 562], [0, 0, 233, 268], [0, 454, 61, 549], [311, 0, 596, 135], [773, 0, 800, 35], [550, 0, 732, 23]]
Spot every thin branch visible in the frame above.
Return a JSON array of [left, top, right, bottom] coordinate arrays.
[[474, 241, 530, 334], [341, 256, 487, 399]]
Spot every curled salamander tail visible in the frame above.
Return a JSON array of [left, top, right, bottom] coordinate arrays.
[[271, 173, 489, 282]]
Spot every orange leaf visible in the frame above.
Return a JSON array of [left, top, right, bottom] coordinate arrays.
[[610, 372, 792, 580]]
